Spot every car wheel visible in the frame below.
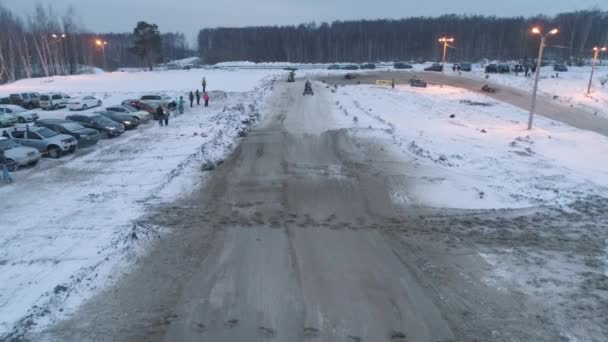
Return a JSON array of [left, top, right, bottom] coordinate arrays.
[[47, 145, 62, 159], [83, 104, 88, 110], [5, 159, 17, 172], [17, 117, 25, 124], [68, 145, 77, 153]]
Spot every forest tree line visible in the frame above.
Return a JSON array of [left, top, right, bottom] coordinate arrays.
[[197, 10, 608, 64], [0, 4, 193, 84]]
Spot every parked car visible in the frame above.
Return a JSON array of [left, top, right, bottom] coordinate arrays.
[[394, 62, 413, 69], [513, 64, 525, 73], [0, 112, 18, 127], [3, 126, 77, 158], [498, 64, 511, 73], [97, 111, 139, 129], [554, 64, 568, 72], [341, 65, 359, 70], [65, 114, 125, 137], [360, 63, 376, 70], [485, 64, 499, 73], [67, 96, 102, 111], [35, 119, 100, 147], [424, 63, 443, 72], [0, 105, 39, 123], [0, 136, 41, 171], [106, 104, 151, 122], [327, 64, 341, 70], [39, 93, 70, 110], [121, 100, 162, 117], [459, 63, 472, 72], [139, 94, 174, 110], [9, 93, 40, 109], [0, 97, 9, 105]]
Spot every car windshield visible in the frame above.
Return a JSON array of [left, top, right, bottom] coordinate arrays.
[[40, 95, 50, 100], [37, 128, 59, 138], [10, 106, 26, 113], [0, 139, 19, 150], [91, 115, 114, 125], [61, 122, 85, 131]]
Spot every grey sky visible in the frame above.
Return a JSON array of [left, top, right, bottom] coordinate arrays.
[[5, 0, 607, 45]]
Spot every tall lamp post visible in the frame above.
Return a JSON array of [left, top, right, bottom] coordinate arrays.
[[528, 27, 558, 130], [587, 46, 607, 94], [438, 37, 454, 87], [95, 39, 108, 70]]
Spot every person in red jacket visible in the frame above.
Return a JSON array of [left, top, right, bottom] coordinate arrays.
[[203, 92, 210, 107]]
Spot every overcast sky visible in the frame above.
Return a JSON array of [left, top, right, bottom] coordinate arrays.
[[5, 0, 607, 44]]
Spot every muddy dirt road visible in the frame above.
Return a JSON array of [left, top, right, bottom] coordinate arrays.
[[35, 81, 571, 342], [321, 70, 608, 137]]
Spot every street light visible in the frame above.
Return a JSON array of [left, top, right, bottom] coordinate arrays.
[[438, 37, 454, 87], [528, 26, 558, 130], [587, 46, 607, 94], [95, 39, 108, 69]]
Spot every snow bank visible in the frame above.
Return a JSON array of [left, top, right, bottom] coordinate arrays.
[[331, 83, 608, 209]]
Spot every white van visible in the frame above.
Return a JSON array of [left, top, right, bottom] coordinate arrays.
[[39, 93, 70, 110]]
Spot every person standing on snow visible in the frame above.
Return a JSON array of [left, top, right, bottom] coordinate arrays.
[[195, 89, 201, 105], [1, 149, 14, 184], [178, 96, 185, 114], [203, 92, 210, 107], [202, 77, 207, 92], [155, 106, 164, 126], [163, 107, 170, 126], [189, 91, 194, 108]]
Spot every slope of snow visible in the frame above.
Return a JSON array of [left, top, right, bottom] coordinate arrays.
[[330, 83, 608, 209], [0, 70, 277, 338]]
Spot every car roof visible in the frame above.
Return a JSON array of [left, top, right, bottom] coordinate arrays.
[[0, 105, 25, 110], [38, 119, 71, 124], [10, 125, 47, 132]]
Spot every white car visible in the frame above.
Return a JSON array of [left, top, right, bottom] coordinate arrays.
[[0, 105, 39, 123], [139, 94, 175, 110], [67, 96, 102, 111], [39, 93, 70, 110], [0, 136, 41, 171]]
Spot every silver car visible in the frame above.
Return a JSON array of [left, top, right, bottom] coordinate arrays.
[[0, 137, 41, 171], [3, 126, 77, 158], [0, 105, 39, 123]]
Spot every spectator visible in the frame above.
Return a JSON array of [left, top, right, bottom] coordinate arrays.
[[195, 89, 201, 105], [189, 91, 194, 108], [0, 149, 13, 184], [202, 77, 207, 92], [204, 92, 210, 107], [178, 96, 185, 114], [155, 106, 164, 126]]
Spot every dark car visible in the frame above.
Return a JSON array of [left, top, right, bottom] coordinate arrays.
[[327, 64, 341, 70], [485, 64, 499, 73], [35, 119, 100, 147], [360, 63, 376, 70], [498, 64, 511, 73], [0, 97, 9, 105], [459, 63, 472, 72], [394, 62, 413, 69], [513, 64, 525, 73], [65, 114, 125, 137], [97, 111, 139, 130], [553, 64, 568, 72], [341, 65, 359, 70], [424, 63, 443, 72]]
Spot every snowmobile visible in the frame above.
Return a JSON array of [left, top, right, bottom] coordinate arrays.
[[303, 81, 314, 96], [481, 84, 497, 93]]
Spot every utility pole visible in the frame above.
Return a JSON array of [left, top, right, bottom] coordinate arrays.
[[588, 46, 606, 94], [438, 37, 454, 88], [528, 27, 558, 130]]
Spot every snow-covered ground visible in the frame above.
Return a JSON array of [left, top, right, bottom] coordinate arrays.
[[329, 82, 608, 209], [0, 69, 277, 337]]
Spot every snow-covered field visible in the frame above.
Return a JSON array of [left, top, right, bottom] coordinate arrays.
[[329, 82, 608, 209], [0, 69, 277, 337]]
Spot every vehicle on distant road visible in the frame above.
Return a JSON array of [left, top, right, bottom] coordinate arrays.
[[424, 63, 443, 72], [39, 93, 70, 110], [66, 114, 125, 137], [0, 136, 41, 171], [0, 112, 18, 127], [97, 111, 139, 130], [9, 93, 40, 109], [485, 64, 499, 73], [327, 64, 341, 70], [35, 119, 100, 147], [341, 65, 359, 70], [106, 105, 151, 122], [67, 96, 102, 111], [360, 63, 376, 70], [0, 105, 38, 123], [393, 62, 413, 69], [553, 64, 568, 72], [3, 126, 77, 158], [497, 64, 511, 73], [459, 63, 472, 72]]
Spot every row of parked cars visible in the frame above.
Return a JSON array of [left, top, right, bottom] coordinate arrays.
[[0, 93, 175, 171], [484, 63, 568, 74]]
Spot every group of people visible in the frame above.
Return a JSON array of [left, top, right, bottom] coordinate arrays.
[[155, 76, 211, 127]]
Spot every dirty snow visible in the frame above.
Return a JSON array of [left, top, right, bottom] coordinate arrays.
[[0, 69, 277, 337]]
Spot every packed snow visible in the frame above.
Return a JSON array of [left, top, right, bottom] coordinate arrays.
[[329, 82, 608, 209], [0, 68, 277, 337]]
